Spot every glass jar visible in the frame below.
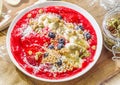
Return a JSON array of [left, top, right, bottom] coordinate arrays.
[[100, 0, 119, 10], [102, 7, 120, 60]]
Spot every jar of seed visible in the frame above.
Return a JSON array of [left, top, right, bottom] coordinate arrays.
[[102, 7, 120, 60]]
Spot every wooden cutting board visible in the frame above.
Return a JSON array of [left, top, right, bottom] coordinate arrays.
[[0, 0, 37, 31], [0, 0, 120, 85], [100, 69, 120, 85]]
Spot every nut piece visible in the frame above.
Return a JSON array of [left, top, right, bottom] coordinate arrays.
[[92, 45, 96, 50], [27, 13, 32, 18], [35, 52, 42, 61], [39, 9, 43, 14], [28, 50, 32, 55]]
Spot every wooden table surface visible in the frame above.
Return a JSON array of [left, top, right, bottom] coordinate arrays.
[[0, 0, 120, 85]]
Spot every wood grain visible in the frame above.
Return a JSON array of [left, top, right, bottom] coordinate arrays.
[[0, 0, 119, 85], [100, 70, 120, 85]]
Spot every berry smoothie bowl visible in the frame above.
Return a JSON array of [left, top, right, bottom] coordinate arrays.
[[6, 1, 103, 82]]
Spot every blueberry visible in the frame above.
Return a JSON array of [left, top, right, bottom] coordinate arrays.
[[57, 43, 64, 50], [44, 53, 49, 58], [48, 32, 55, 38], [58, 38, 65, 44], [76, 25, 84, 31], [58, 15, 62, 19], [48, 44, 54, 49], [56, 59, 62, 67], [84, 32, 91, 40]]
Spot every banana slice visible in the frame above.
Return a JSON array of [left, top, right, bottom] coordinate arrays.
[[5, 0, 21, 6]]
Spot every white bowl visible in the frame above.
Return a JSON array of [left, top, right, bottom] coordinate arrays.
[[6, 1, 103, 82]]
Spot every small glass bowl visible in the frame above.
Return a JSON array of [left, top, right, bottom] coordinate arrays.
[[102, 6, 120, 60], [100, 0, 119, 11]]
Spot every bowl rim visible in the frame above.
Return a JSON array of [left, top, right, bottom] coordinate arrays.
[[6, 1, 103, 82]]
